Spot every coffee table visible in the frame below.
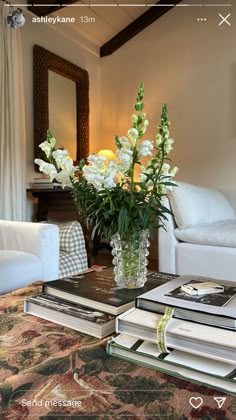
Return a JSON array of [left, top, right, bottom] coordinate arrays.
[[0, 281, 235, 418]]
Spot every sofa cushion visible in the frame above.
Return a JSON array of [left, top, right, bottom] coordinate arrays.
[[0, 251, 43, 294], [174, 220, 236, 248], [170, 182, 235, 228]]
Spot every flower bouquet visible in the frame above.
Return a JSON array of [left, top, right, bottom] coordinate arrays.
[[35, 84, 178, 288]]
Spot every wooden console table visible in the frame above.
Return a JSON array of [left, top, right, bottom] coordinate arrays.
[[27, 185, 94, 260], [27, 185, 77, 222]]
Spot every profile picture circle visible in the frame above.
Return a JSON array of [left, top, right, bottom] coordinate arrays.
[[7, 8, 25, 29]]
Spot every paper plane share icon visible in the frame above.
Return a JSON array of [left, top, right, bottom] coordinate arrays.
[[213, 397, 227, 409]]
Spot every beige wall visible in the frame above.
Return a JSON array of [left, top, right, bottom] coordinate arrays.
[[100, 2, 236, 208]]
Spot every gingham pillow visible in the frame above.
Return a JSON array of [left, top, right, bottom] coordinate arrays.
[[59, 221, 85, 253], [59, 251, 88, 278], [58, 221, 88, 277]]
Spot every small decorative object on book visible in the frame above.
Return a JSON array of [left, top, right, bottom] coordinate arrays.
[[34, 84, 178, 289], [136, 274, 236, 329], [180, 281, 224, 296]]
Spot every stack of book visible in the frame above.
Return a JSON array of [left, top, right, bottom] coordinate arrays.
[[33, 177, 52, 185], [24, 267, 170, 339], [107, 274, 236, 394]]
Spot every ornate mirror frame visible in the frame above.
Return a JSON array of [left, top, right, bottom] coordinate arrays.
[[33, 45, 89, 167]]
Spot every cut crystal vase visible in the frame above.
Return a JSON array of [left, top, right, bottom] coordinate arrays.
[[110, 230, 150, 289]]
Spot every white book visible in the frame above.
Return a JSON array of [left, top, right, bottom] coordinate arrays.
[[116, 307, 236, 363], [34, 177, 51, 184], [136, 274, 236, 329], [107, 333, 236, 395]]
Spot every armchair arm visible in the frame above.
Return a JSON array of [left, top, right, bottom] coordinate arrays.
[[0, 220, 59, 280], [158, 197, 179, 274]]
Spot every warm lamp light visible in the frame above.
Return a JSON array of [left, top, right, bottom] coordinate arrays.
[[98, 149, 116, 161]]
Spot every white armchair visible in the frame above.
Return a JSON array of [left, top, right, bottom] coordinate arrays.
[[158, 182, 236, 282], [0, 220, 59, 294]]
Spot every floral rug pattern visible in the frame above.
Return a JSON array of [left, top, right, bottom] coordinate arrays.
[[0, 282, 235, 419]]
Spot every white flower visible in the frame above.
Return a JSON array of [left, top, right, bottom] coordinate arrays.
[[87, 154, 106, 169], [139, 119, 149, 135], [82, 165, 104, 190], [104, 160, 118, 178], [34, 159, 57, 181], [161, 163, 171, 175], [163, 127, 170, 139], [103, 176, 117, 189], [171, 166, 179, 177], [146, 179, 154, 189], [39, 141, 54, 159], [119, 136, 131, 149], [116, 147, 133, 173], [127, 128, 139, 143], [52, 149, 72, 169], [55, 170, 72, 188], [102, 161, 119, 189], [139, 173, 147, 183], [138, 140, 153, 159], [164, 138, 174, 154], [131, 114, 138, 125]]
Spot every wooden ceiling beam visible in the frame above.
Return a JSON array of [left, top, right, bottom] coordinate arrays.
[[28, 0, 77, 17], [100, 0, 182, 57]]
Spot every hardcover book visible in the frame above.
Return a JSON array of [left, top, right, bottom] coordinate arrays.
[[24, 294, 115, 339], [116, 307, 236, 363], [43, 268, 175, 316], [136, 274, 236, 329], [107, 333, 236, 395]]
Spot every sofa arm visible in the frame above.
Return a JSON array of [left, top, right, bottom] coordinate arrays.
[[0, 220, 59, 280]]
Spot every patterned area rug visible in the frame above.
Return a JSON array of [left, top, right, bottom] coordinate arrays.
[[0, 282, 235, 419]]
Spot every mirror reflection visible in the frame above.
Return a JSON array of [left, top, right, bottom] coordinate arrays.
[[48, 70, 77, 160]]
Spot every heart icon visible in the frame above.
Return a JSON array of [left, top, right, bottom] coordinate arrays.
[[189, 397, 203, 409]]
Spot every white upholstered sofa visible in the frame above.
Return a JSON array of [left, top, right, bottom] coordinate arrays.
[[158, 182, 236, 281], [0, 220, 88, 295], [0, 220, 59, 294]]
